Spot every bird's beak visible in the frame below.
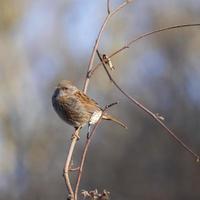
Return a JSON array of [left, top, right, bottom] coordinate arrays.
[[58, 89, 65, 97]]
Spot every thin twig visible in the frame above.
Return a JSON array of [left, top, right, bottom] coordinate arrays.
[[96, 49, 200, 162], [74, 103, 118, 200], [90, 23, 200, 76], [83, 0, 132, 93], [69, 167, 80, 172], [63, 128, 80, 200], [107, 0, 110, 14]]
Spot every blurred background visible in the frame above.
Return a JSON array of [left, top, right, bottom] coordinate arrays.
[[0, 0, 200, 199]]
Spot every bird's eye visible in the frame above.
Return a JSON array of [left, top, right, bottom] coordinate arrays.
[[63, 87, 68, 90]]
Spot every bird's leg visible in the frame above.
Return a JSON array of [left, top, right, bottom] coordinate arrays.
[[71, 127, 81, 140], [87, 123, 91, 139]]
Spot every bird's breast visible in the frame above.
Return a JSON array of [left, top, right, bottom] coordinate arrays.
[[89, 110, 102, 124]]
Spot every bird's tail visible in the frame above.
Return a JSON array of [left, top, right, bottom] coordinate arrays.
[[102, 113, 128, 129]]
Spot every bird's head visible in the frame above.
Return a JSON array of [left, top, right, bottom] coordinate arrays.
[[54, 80, 78, 98]]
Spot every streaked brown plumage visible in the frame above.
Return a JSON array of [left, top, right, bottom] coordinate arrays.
[[52, 80, 127, 130]]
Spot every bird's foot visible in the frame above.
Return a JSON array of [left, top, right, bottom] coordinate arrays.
[[71, 128, 81, 140], [71, 132, 80, 140]]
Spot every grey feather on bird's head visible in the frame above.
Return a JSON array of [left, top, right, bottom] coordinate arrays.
[[56, 80, 78, 96]]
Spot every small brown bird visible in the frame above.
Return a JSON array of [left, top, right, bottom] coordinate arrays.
[[52, 80, 127, 132]]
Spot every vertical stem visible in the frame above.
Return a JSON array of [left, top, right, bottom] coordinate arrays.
[[63, 129, 80, 199]]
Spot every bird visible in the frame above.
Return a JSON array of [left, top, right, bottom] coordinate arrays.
[[52, 80, 127, 137]]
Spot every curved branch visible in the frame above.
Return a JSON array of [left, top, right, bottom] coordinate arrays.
[[96, 49, 200, 162], [90, 23, 200, 76]]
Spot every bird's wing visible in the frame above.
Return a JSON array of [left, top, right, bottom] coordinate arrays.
[[74, 91, 101, 114]]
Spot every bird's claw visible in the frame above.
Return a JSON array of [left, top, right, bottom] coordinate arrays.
[[71, 132, 80, 140]]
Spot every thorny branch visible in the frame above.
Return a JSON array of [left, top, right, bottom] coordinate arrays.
[[90, 23, 200, 76], [96, 49, 200, 162]]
